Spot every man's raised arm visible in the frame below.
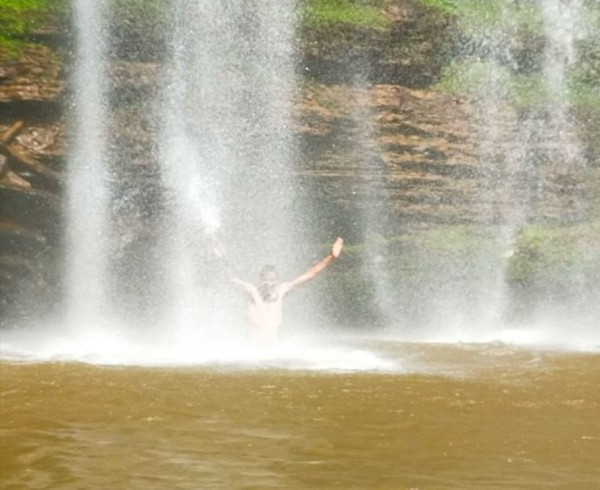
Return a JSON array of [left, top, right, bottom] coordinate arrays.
[[231, 277, 260, 300], [283, 237, 343, 293], [213, 241, 260, 298]]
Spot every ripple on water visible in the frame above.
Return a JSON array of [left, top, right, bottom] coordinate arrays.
[[1, 353, 599, 489]]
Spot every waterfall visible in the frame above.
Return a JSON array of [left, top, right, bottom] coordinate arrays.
[[472, 0, 589, 337], [539, 0, 585, 172], [62, 0, 300, 338], [65, 0, 111, 328], [531, 0, 596, 333], [3, 0, 595, 360], [470, 2, 536, 334], [159, 0, 300, 337], [385, 0, 593, 342]]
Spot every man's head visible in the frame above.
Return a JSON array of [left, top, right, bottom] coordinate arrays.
[[258, 265, 279, 302]]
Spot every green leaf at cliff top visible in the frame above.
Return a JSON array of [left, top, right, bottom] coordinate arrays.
[[302, 0, 390, 30], [419, 0, 541, 35], [0, 0, 63, 52]]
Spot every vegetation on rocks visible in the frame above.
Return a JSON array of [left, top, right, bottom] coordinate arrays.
[[420, 0, 542, 34], [315, 221, 600, 327], [508, 222, 600, 286], [428, 0, 600, 108], [0, 0, 64, 53], [302, 0, 391, 30]]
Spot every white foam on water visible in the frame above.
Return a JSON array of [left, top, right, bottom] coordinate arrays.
[[400, 320, 600, 353], [0, 323, 399, 373], [490, 326, 599, 353]]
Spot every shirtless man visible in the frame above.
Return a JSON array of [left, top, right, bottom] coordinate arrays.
[[230, 237, 344, 342]]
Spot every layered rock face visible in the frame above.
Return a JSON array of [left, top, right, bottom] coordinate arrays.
[[295, 81, 599, 235], [0, 44, 64, 323], [295, 83, 476, 237]]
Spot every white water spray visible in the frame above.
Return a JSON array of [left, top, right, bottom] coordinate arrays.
[[3, 0, 598, 364], [474, 0, 590, 339], [539, 0, 584, 168], [158, 0, 300, 337], [65, 0, 111, 328]]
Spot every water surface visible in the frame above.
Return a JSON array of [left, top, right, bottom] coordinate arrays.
[[1, 341, 599, 489]]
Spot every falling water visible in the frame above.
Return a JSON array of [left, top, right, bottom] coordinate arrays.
[[529, 0, 596, 334], [472, 0, 590, 339], [64, 0, 111, 328], [159, 0, 300, 338], [63, 0, 300, 338], [470, 3, 536, 334], [381, 0, 593, 343], [539, 0, 584, 170], [2, 0, 597, 361]]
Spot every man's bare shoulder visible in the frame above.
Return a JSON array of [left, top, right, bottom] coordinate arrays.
[[277, 282, 294, 296]]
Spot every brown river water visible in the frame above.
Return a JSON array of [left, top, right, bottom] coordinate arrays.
[[1, 340, 599, 489]]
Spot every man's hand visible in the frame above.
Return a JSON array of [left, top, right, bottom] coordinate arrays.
[[331, 237, 344, 258]]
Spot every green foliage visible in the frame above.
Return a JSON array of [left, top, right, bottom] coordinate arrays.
[[435, 60, 511, 96], [508, 222, 600, 286], [435, 58, 600, 110], [428, 0, 600, 110], [0, 0, 62, 52], [305, 222, 600, 326], [410, 225, 493, 252], [570, 77, 600, 110], [435, 59, 538, 108], [419, 0, 541, 35], [582, 2, 600, 41], [569, 39, 600, 109], [418, 0, 456, 15], [316, 226, 502, 326], [302, 0, 390, 30]]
